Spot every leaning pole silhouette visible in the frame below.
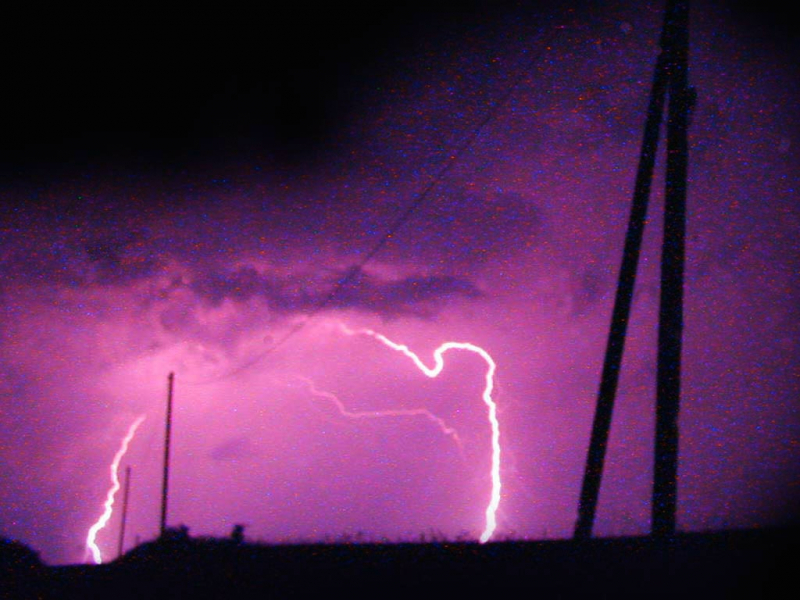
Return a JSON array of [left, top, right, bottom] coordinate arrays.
[[160, 372, 175, 537], [118, 465, 132, 557], [575, 0, 692, 539]]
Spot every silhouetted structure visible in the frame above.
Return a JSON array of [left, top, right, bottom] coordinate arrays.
[[118, 465, 132, 558], [653, 0, 692, 538], [575, 0, 693, 539], [231, 524, 245, 544], [160, 372, 175, 537]]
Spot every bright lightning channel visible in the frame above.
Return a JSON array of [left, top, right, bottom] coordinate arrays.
[[85, 415, 146, 565], [339, 324, 501, 544]]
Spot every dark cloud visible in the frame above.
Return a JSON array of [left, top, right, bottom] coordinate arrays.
[[329, 268, 483, 317], [387, 188, 546, 267], [83, 230, 162, 285], [188, 264, 481, 319], [0, 223, 162, 288], [190, 266, 268, 307]]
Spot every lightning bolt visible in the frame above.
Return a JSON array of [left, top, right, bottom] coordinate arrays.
[[292, 375, 465, 457], [85, 415, 146, 564], [338, 324, 501, 543]]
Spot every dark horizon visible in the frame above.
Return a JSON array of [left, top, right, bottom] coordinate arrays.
[[3, 526, 795, 599]]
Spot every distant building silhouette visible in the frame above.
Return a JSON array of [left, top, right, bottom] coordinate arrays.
[[162, 524, 190, 542], [231, 524, 245, 544]]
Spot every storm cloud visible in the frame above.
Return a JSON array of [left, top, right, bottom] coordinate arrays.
[[1, 0, 797, 565]]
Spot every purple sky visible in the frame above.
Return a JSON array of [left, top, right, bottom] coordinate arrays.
[[1, 1, 798, 565]]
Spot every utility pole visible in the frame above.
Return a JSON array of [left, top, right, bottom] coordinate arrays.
[[118, 465, 132, 557], [653, 0, 691, 537], [160, 372, 174, 537], [574, 0, 691, 539], [574, 41, 669, 542]]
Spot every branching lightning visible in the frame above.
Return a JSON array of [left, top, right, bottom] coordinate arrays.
[[82, 324, 500, 559], [85, 415, 146, 564], [293, 375, 465, 457], [338, 324, 501, 543]]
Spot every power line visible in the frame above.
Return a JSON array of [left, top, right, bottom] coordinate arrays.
[[185, 22, 564, 385]]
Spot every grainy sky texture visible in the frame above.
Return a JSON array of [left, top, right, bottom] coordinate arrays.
[[1, 0, 797, 565]]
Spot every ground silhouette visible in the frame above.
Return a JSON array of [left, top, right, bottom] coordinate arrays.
[[1, 526, 794, 599]]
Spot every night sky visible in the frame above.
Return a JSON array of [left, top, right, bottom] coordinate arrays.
[[1, 0, 797, 565]]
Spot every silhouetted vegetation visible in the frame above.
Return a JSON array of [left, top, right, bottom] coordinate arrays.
[[1, 537, 44, 599]]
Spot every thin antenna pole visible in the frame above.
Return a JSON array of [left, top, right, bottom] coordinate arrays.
[[574, 21, 671, 539], [118, 465, 131, 557], [653, 0, 691, 537], [160, 372, 174, 537]]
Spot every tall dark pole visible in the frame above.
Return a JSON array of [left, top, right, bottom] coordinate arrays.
[[574, 15, 671, 540], [160, 372, 174, 537], [574, 0, 691, 539], [653, 0, 691, 537], [118, 465, 131, 557]]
